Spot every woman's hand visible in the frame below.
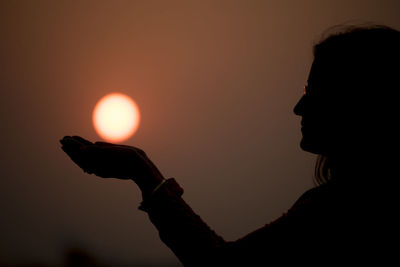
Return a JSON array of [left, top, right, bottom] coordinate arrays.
[[60, 136, 164, 190]]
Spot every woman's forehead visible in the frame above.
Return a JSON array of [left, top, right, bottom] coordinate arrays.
[[307, 57, 334, 85]]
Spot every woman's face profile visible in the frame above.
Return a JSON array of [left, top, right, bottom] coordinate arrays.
[[294, 58, 335, 156]]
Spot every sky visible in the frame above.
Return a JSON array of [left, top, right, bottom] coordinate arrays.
[[1, 0, 399, 266]]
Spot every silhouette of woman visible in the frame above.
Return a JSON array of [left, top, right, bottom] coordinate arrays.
[[60, 25, 399, 266]]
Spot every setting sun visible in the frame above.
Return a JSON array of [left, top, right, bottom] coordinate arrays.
[[92, 93, 140, 143]]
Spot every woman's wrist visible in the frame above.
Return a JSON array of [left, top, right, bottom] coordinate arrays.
[[137, 178, 184, 212], [133, 174, 165, 199]]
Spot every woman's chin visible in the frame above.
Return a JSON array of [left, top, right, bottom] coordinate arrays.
[[300, 138, 323, 155]]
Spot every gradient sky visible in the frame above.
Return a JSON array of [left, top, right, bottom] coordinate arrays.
[[1, 0, 400, 266]]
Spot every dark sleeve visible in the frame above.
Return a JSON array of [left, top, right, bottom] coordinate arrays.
[[139, 178, 318, 266], [138, 178, 227, 266]]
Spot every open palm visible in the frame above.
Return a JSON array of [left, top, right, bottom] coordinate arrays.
[[60, 136, 164, 184]]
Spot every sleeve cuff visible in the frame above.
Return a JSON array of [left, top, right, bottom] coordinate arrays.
[[138, 178, 184, 212]]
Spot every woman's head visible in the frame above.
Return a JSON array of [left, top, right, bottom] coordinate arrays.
[[294, 25, 400, 182], [295, 25, 400, 156]]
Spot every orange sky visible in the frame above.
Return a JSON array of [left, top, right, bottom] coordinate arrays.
[[1, 0, 400, 265]]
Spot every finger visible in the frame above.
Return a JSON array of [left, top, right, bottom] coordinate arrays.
[[95, 142, 145, 154], [77, 146, 114, 176], [59, 138, 102, 176], [61, 142, 85, 161], [72, 136, 93, 146], [61, 135, 80, 144], [60, 137, 89, 161], [60, 136, 72, 145], [61, 137, 83, 151], [61, 136, 91, 151], [94, 141, 115, 146], [93, 141, 138, 152], [62, 145, 95, 173], [61, 145, 85, 168]]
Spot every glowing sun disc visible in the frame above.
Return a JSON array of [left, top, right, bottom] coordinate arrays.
[[92, 93, 140, 143]]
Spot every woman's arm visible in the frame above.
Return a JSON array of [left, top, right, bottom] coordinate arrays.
[[140, 179, 327, 266], [138, 178, 228, 266], [60, 136, 229, 265], [60, 136, 308, 266]]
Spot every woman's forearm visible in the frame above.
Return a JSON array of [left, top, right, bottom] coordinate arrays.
[[138, 178, 227, 266]]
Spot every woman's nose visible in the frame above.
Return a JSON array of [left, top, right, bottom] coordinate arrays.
[[293, 95, 306, 116]]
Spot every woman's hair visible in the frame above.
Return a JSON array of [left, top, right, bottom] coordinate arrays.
[[312, 24, 400, 185], [314, 155, 330, 185]]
